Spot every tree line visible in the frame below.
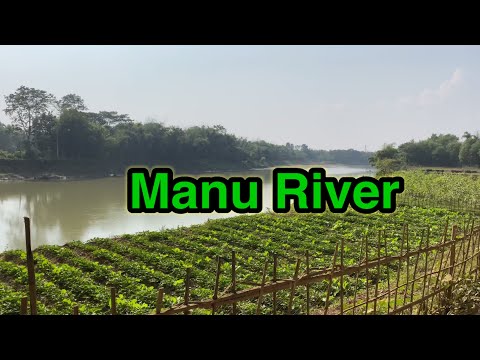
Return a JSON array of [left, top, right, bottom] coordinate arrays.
[[0, 86, 371, 170], [369, 133, 480, 174]]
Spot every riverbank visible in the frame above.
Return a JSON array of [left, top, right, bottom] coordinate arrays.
[[0, 159, 372, 182]]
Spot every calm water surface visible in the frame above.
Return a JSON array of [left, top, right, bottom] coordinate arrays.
[[0, 164, 373, 250]]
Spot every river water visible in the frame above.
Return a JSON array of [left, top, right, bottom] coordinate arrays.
[[0, 164, 373, 251]]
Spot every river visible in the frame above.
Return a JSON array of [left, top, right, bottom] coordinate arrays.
[[0, 164, 373, 251]]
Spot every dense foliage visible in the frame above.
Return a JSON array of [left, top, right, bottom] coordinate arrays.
[[1, 86, 371, 169], [369, 133, 480, 173]]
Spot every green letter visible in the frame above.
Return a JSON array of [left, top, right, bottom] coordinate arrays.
[[353, 181, 379, 210], [172, 181, 197, 210], [232, 181, 259, 210], [202, 181, 228, 209], [325, 181, 351, 209], [131, 172, 168, 209], [275, 172, 309, 210], [382, 181, 401, 209]]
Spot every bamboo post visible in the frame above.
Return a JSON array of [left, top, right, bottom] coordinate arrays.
[[111, 287, 117, 315], [20, 297, 28, 315], [156, 288, 164, 315], [73, 305, 79, 315], [272, 254, 278, 315], [231, 251, 237, 315], [212, 256, 222, 315], [383, 230, 391, 314], [394, 224, 406, 311], [256, 261, 268, 315], [24, 217, 37, 315], [340, 239, 345, 315], [409, 230, 424, 314], [418, 228, 430, 314], [429, 222, 449, 313], [352, 235, 366, 315], [402, 224, 410, 308], [446, 227, 456, 305], [364, 235, 370, 315], [287, 259, 301, 315], [184, 268, 191, 315], [373, 231, 381, 314], [324, 243, 339, 315], [305, 251, 310, 315], [467, 220, 476, 276]]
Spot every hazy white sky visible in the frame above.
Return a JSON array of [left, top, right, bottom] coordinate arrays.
[[1, 45, 479, 151]]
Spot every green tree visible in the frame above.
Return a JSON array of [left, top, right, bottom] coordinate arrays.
[[3, 86, 56, 154]]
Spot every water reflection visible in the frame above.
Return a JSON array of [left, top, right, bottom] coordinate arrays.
[[0, 164, 373, 250]]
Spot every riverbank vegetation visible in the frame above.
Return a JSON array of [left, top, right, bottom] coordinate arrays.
[[1, 86, 370, 172], [369, 133, 480, 174]]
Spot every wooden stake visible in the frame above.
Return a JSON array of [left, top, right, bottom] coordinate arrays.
[[383, 230, 391, 314], [340, 239, 345, 315], [256, 261, 268, 315], [231, 251, 237, 315], [402, 224, 410, 308], [111, 287, 117, 315], [24, 217, 37, 315], [73, 305, 79, 315], [393, 224, 406, 311], [409, 230, 424, 314], [20, 297, 28, 315], [184, 268, 191, 315], [352, 235, 366, 315], [306, 251, 310, 315], [324, 243, 339, 315], [418, 228, 430, 314], [156, 288, 164, 315], [429, 223, 449, 314], [373, 231, 381, 314], [212, 256, 222, 315], [272, 254, 278, 315], [287, 259, 301, 315]]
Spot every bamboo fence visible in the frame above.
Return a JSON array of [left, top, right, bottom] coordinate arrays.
[[18, 217, 480, 315]]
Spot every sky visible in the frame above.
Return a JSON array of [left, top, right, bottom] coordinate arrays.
[[1, 45, 479, 151]]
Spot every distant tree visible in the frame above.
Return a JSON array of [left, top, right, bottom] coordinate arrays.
[[57, 94, 88, 112], [86, 111, 133, 127], [3, 86, 56, 146]]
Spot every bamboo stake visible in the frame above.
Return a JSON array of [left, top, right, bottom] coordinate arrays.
[[287, 259, 301, 315], [394, 224, 406, 311], [340, 239, 345, 315], [256, 261, 268, 315], [184, 268, 191, 315], [73, 305, 79, 315], [24, 217, 37, 315], [272, 253, 278, 315], [20, 297, 28, 315], [429, 222, 449, 313], [231, 251, 237, 315], [352, 235, 366, 315], [156, 288, 164, 315], [305, 251, 310, 315], [418, 228, 430, 314], [212, 256, 222, 315], [409, 230, 424, 314], [324, 243, 339, 315], [383, 230, 391, 314], [364, 234, 370, 315], [373, 231, 381, 314], [402, 224, 410, 309], [111, 287, 117, 315]]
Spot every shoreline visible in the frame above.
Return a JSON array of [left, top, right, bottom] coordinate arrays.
[[0, 162, 373, 183]]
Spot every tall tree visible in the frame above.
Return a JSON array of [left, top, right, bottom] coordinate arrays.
[[3, 86, 56, 145], [57, 94, 88, 112]]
